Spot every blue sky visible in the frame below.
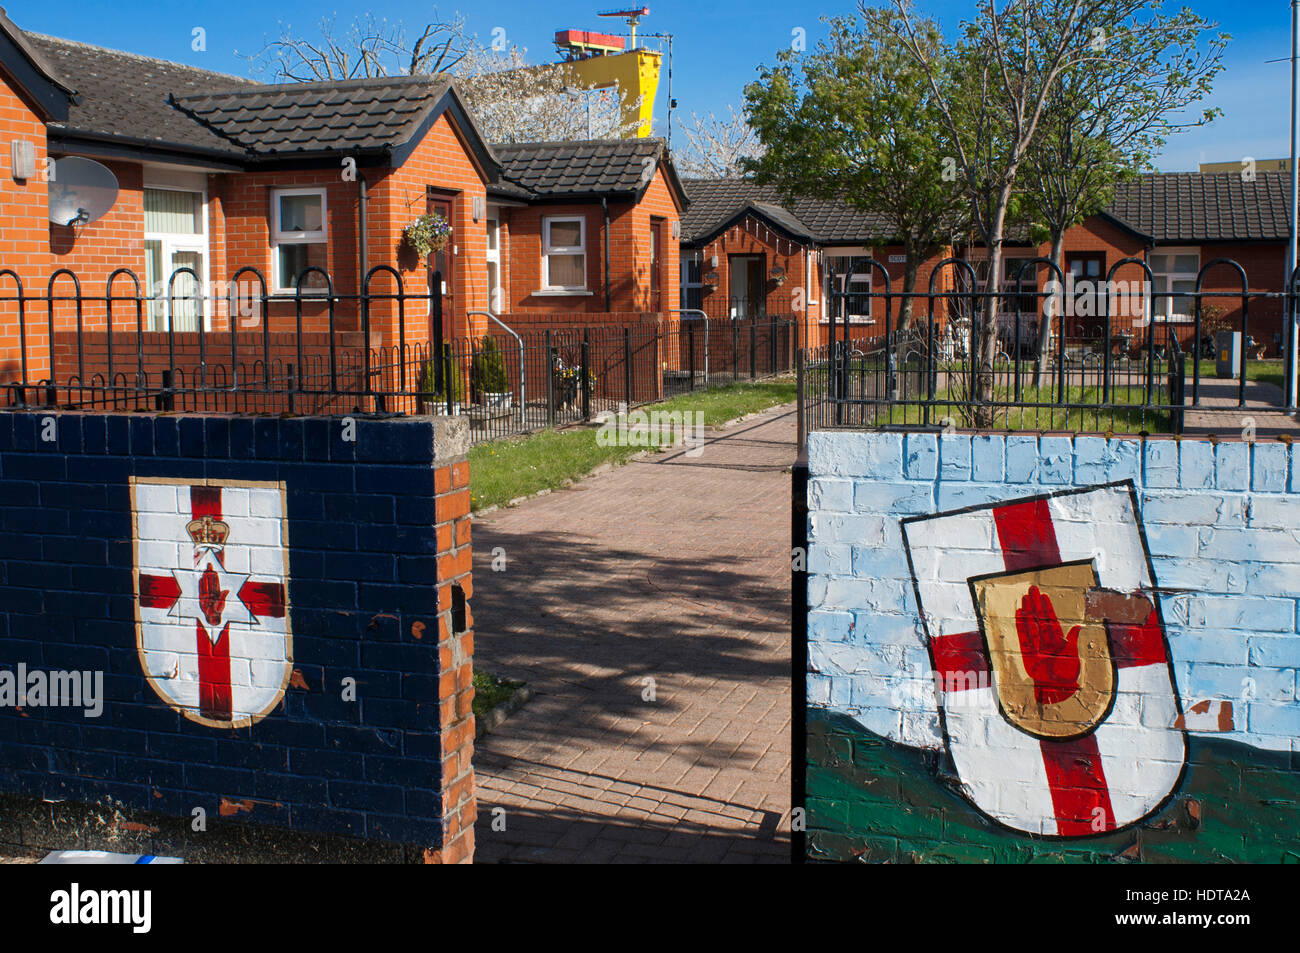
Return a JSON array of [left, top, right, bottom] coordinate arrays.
[[7, 0, 1295, 171]]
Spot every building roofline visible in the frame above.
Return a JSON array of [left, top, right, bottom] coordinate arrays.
[[0, 10, 72, 120]]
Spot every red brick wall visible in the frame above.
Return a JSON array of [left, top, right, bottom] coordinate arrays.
[[500, 162, 682, 321], [367, 112, 489, 344], [217, 167, 362, 338], [1199, 242, 1286, 354], [0, 76, 52, 379], [501, 201, 605, 314], [431, 448, 474, 864]]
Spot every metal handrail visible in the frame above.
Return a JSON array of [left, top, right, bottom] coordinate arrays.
[[672, 308, 709, 383], [469, 310, 525, 420]]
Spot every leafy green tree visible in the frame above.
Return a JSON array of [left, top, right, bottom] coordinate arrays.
[[743, 9, 964, 345], [1021, 5, 1225, 385], [886, 0, 1226, 420]]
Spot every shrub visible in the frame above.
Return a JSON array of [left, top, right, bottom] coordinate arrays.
[[471, 336, 509, 397], [418, 356, 464, 405]]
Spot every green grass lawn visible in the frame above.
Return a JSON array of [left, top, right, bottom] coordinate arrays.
[[1186, 359, 1283, 390], [472, 671, 523, 721], [468, 377, 796, 511], [879, 383, 1171, 434]]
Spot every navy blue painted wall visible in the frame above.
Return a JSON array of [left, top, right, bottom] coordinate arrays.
[[0, 412, 447, 846]]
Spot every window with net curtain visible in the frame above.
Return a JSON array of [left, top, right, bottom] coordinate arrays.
[[272, 189, 329, 292], [1150, 251, 1199, 322], [144, 188, 204, 331], [543, 217, 586, 290]]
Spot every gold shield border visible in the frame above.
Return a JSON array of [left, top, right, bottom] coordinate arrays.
[[967, 558, 1119, 742]]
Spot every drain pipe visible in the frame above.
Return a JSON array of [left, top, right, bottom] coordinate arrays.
[[356, 161, 368, 337], [602, 197, 612, 312], [672, 308, 708, 383], [469, 309, 525, 420]]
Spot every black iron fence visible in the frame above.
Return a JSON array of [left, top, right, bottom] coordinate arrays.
[[0, 266, 796, 444], [801, 256, 1298, 442]]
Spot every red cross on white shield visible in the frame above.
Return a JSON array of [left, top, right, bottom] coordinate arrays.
[[133, 479, 292, 728]]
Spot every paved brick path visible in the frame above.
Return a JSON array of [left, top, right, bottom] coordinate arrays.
[[1181, 378, 1300, 437], [470, 405, 796, 863]]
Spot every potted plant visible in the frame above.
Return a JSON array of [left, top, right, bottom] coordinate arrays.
[[417, 356, 463, 415], [471, 336, 511, 409], [403, 211, 453, 260], [552, 358, 596, 410]]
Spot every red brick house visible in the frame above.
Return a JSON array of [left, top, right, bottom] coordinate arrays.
[[679, 179, 960, 349], [683, 172, 1293, 357], [0, 10, 684, 392], [486, 139, 687, 333]]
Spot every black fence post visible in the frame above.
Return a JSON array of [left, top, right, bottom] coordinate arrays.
[[688, 326, 696, 391], [431, 270, 444, 396], [733, 321, 740, 382], [443, 342, 454, 416], [546, 330, 556, 428], [624, 327, 632, 409], [581, 329, 591, 421], [750, 319, 757, 379]]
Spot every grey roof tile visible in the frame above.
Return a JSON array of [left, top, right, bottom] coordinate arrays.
[[1104, 171, 1292, 242], [681, 178, 894, 244], [173, 75, 454, 157], [27, 32, 257, 156], [491, 138, 679, 200]]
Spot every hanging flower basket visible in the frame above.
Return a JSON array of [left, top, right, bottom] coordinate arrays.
[[403, 212, 452, 259]]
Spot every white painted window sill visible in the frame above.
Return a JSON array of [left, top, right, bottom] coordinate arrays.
[[531, 289, 593, 297]]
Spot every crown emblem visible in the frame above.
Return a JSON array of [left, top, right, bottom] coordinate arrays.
[[187, 515, 230, 549]]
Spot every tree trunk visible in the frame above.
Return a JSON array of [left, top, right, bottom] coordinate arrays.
[[1034, 231, 1065, 390], [975, 233, 1004, 428], [890, 255, 922, 400]]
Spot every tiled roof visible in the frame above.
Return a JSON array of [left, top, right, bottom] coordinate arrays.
[[685, 173, 1296, 247], [680, 178, 894, 245], [23, 31, 495, 169], [174, 75, 458, 157], [1104, 171, 1292, 243], [0, 10, 72, 94], [26, 33, 257, 157], [492, 138, 684, 201]]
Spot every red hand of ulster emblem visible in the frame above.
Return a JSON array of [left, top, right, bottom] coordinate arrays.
[[198, 563, 229, 627], [1014, 585, 1082, 704]]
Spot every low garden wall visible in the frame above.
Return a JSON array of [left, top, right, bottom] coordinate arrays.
[[0, 410, 475, 862]]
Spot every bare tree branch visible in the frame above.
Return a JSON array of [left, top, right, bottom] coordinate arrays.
[[675, 106, 762, 178]]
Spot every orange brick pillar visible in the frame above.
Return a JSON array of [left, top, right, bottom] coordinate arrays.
[[427, 416, 476, 863]]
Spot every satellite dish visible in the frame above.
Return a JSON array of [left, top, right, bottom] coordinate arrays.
[[48, 157, 119, 227]]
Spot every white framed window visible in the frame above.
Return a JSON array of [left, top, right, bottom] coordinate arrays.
[[1150, 247, 1199, 323], [806, 250, 819, 304], [823, 255, 873, 323], [486, 214, 502, 313], [680, 249, 703, 311], [143, 180, 209, 332], [271, 187, 329, 293], [542, 216, 586, 291]]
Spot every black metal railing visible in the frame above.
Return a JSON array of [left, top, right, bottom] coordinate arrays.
[[800, 256, 1296, 443], [0, 266, 797, 444]]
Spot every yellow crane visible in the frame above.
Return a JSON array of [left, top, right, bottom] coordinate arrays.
[[553, 7, 663, 138]]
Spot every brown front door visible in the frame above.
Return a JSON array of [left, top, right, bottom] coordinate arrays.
[[730, 255, 765, 318], [650, 218, 663, 312], [426, 193, 455, 341], [1065, 252, 1105, 341]]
